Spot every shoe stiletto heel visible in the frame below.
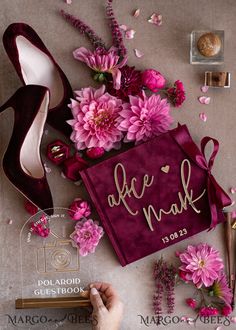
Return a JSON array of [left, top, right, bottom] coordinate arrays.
[[0, 85, 53, 215], [3, 23, 73, 138]]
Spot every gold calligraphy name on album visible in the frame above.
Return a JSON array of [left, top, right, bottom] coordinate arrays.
[[107, 159, 206, 231]]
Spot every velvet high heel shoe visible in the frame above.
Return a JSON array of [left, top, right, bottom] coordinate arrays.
[[3, 23, 73, 138], [0, 85, 53, 215]]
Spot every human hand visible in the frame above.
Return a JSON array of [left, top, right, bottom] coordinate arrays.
[[89, 282, 123, 330]]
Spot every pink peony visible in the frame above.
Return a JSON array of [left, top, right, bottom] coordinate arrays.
[[178, 244, 224, 288], [211, 272, 233, 306], [199, 306, 219, 317], [70, 219, 104, 256], [222, 305, 232, 316], [118, 91, 173, 143], [167, 80, 186, 107], [68, 198, 91, 220], [68, 85, 124, 151], [186, 298, 197, 309], [142, 69, 166, 92], [73, 46, 127, 89]]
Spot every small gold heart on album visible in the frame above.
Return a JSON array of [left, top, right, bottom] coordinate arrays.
[[161, 165, 170, 174]]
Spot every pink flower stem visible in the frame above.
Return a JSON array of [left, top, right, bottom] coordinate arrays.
[[60, 9, 107, 49]]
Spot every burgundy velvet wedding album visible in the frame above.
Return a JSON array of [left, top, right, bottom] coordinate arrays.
[[80, 124, 231, 266]]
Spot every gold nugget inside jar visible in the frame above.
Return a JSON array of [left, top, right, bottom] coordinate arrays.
[[197, 32, 221, 57]]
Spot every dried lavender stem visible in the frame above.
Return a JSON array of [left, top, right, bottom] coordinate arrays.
[[60, 9, 107, 49]]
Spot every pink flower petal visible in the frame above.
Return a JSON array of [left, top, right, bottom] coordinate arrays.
[[201, 85, 209, 93], [231, 316, 236, 323], [125, 29, 136, 39], [198, 96, 211, 104], [199, 112, 207, 122], [119, 24, 128, 31], [134, 48, 144, 58], [232, 210, 236, 219], [8, 219, 13, 225], [74, 180, 83, 186], [61, 172, 66, 179], [231, 200, 235, 206], [65, 0, 72, 4], [230, 187, 236, 194], [44, 163, 52, 173], [133, 8, 140, 18], [148, 13, 162, 26]]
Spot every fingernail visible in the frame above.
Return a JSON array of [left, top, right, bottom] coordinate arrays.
[[91, 287, 98, 295]]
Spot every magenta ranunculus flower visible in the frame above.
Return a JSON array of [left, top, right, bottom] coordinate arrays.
[[73, 46, 127, 89], [70, 219, 104, 256], [142, 69, 166, 92], [178, 244, 224, 288], [118, 91, 173, 143], [67, 85, 124, 151], [68, 198, 91, 221]]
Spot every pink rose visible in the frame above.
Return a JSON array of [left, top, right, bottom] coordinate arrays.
[[142, 69, 166, 92]]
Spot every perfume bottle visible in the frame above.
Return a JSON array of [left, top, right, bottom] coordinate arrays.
[[190, 30, 224, 64]]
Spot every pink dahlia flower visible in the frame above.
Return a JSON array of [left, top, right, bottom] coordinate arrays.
[[178, 244, 224, 288], [68, 85, 124, 151], [212, 272, 233, 306], [73, 46, 127, 89], [70, 219, 104, 256], [118, 91, 173, 143], [68, 198, 91, 221]]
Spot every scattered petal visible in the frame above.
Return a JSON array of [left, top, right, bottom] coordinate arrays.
[[44, 163, 52, 173], [199, 112, 207, 122], [74, 180, 83, 186], [198, 96, 211, 104], [119, 24, 128, 31], [148, 13, 162, 26], [181, 316, 188, 322], [201, 85, 209, 93], [232, 210, 236, 219], [230, 187, 236, 194], [133, 8, 140, 18], [216, 327, 222, 330], [61, 171, 66, 179], [231, 200, 235, 206], [125, 29, 136, 39], [65, 0, 72, 4], [134, 48, 144, 58], [231, 316, 236, 323], [8, 219, 13, 225]]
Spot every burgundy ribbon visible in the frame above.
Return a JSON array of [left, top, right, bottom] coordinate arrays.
[[170, 124, 232, 229]]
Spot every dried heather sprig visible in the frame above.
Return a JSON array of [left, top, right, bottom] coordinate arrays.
[[153, 258, 177, 314], [153, 282, 164, 315], [105, 0, 127, 57], [60, 9, 107, 49]]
